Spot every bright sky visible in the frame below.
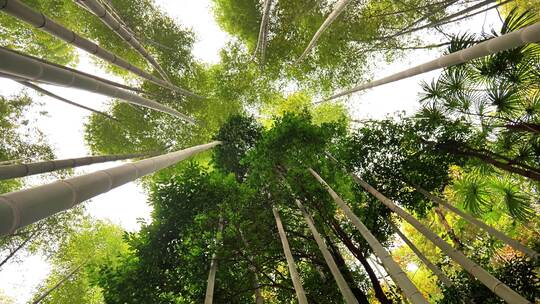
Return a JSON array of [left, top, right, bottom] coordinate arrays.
[[0, 1, 502, 302]]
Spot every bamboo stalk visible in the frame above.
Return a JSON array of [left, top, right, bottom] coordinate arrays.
[[0, 141, 220, 236], [0, 151, 155, 180], [253, 0, 273, 62], [0, 0, 202, 98], [348, 174, 531, 304], [75, 0, 172, 84], [272, 207, 309, 304], [0, 46, 195, 124], [12, 79, 119, 122], [32, 263, 85, 304], [307, 168, 428, 304], [297, 0, 352, 63], [386, 220, 454, 287], [295, 199, 359, 304], [204, 217, 224, 304], [414, 186, 539, 259], [320, 21, 540, 102]]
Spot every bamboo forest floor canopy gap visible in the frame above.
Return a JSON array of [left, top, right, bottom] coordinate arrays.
[[0, 0, 539, 303]]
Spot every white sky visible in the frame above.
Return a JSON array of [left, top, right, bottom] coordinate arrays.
[[0, 1, 502, 302]]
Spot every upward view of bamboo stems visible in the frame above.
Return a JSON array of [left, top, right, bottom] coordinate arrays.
[[0, 0, 202, 98], [0, 151, 155, 180], [12, 79, 119, 122], [75, 0, 172, 84], [0, 46, 195, 123], [294, 199, 359, 304], [297, 0, 352, 63], [0, 141, 221, 237], [254, 0, 273, 62], [272, 207, 309, 304], [204, 217, 224, 304], [386, 220, 454, 287], [31, 263, 86, 304], [413, 185, 539, 259], [321, 20, 540, 102], [348, 173, 531, 304], [307, 168, 429, 304]]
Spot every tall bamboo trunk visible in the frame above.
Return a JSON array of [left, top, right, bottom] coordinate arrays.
[[75, 0, 171, 84], [0, 227, 40, 268], [386, 220, 454, 287], [347, 173, 531, 304], [0, 151, 156, 180], [272, 207, 309, 304], [15, 79, 119, 122], [297, 0, 352, 63], [383, 0, 495, 40], [32, 263, 85, 304], [205, 217, 224, 304], [329, 219, 393, 304], [294, 199, 360, 304], [0, 141, 221, 237], [324, 234, 370, 304], [0, 47, 195, 124], [0, 0, 201, 98], [307, 168, 428, 304], [239, 228, 264, 304], [322, 21, 540, 102], [254, 0, 273, 62], [414, 185, 539, 259]]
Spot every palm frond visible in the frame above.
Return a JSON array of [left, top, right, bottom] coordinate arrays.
[[489, 177, 534, 222], [452, 175, 490, 215]]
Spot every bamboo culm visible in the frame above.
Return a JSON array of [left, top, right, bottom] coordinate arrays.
[[272, 207, 309, 304], [0, 0, 201, 98], [297, 0, 352, 63], [307, 168, 428, 304], [349, 174, 531, 304], [0, 47, 195, 124], [386, 220, 454, 287], [321, 21, 540, 102], [414, 186, 539, 259], [294, 199, 359, 304], [75, 0, 172, 85], [0, 152, 156, 180], [0, 142, 221, 236], [204, 217, 224, 304]]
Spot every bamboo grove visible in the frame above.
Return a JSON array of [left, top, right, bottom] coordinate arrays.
[[0, 0, 539, 303]]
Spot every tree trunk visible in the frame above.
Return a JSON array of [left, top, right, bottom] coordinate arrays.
[[0, 141, 221, 236], [386, 220, 454, 288], [414, 185, 539, 259], [0, 228, 40, 268], [32, 263, 84, 304], [205, 217, 224, 304], [239, 228, 264, 304], [329, 219, 393, 304], [254, 0, 273, 62], [294, 199, 359, 304], [0, 0, 200, 97], [0, 46, 195, 124], [307, 168, 428, 304], [321, 21, 540, 102], [436, 142, 540, 181], [433, 207, 463, 249], [505, 123, 540, 134], [297, 0, 352, 63], [272, 207, 309, 304], [347, 172, 530, 304], [14, 79, 119, 122], [0, 151, 156, 180], [325, 234, 370, 304], [75, 0, 174, 85]]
